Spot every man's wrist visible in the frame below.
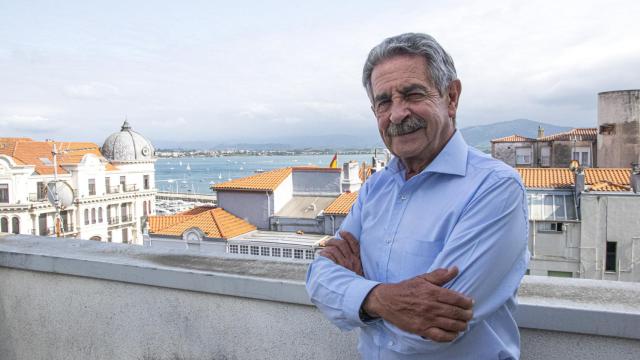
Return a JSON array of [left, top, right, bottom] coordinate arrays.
[[362, 284, 385, 319]]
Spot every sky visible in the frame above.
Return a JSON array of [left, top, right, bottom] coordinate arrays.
[[1, 0, 639, 145]]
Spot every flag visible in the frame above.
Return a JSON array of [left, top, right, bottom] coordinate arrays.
[[329, 153, 338, 168]]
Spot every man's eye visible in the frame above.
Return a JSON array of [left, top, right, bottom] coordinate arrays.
[[376, 100, 391, 112], [406, 93, 426, 101]]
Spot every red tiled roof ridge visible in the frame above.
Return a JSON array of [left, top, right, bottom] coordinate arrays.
[[491, 134, 536, 143]]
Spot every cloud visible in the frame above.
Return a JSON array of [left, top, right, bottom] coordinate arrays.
[[63, 82, 121, 100], [150, 117, 188, 129], [0, 115, 58, 133]]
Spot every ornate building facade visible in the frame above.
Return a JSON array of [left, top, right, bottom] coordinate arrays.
[[0, 120, 156, 244]]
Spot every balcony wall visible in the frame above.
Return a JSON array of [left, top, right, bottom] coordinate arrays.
[[0, 234, 639, 360]]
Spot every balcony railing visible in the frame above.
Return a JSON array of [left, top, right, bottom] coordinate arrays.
[[107, 216, 120, 225], [121, 214, 133, 223], [106, 186, 120, 194], [124, 184, 138, 192]]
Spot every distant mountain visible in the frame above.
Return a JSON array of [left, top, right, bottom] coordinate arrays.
[[155, 119, 574, 152], [460, 119, 572, 152]]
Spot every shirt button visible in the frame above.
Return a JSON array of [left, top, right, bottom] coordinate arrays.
[[400, 194, 407, 201]]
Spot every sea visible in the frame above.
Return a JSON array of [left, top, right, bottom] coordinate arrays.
[[155, 154, 380, 194]]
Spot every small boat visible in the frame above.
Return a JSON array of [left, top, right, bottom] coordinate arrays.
[[186, 163, 191, 171]]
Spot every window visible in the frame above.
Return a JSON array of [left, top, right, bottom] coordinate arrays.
[[229, 244, 239, 254], [107, 231, 112, 242], [105, 177, 111, 193], [120, 176, 126, 189], [538, 222, 564, 232], [528, 194, 576, 221], [250, 246, 259, 256], [540, 147, 550, 166], [599, 123, 615, 135], [37, 181, 47, 201], [91, 208, 96, 224], [0, 217, 7, 232], [294, 249, 304, 259], [143, 175, 150, 190], [516, 147, 532, 165], [122, 228, 128, 244], [239, 245, 249, 255], [143, 201, 148, 216], [260, 247, 270, 256], [305, 250, 315, 260], [282, 248, 292, 258], [12, 217, 19, 234], [605, 242, 617, 272], [271, 248, 281, 257], [548, 271, 572, 278], [98, 208, 103, 223], [39, 213, 47, 236], [84, 209, 90, 225], [0, 184, 8, 203], [88, 178, 96, 195], [572, 147, 591, 167]]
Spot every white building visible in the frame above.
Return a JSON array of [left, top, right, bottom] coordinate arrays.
[[0, 120, 156, 244]]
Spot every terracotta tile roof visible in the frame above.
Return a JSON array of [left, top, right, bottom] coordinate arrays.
[[491, 135, 536, 143], [0, 138, 118, 174], [213, 167, 292, 192], [148, 207, 256, 238], [517, 168, 575, 189], [179, 206, 216, 215], [538, 128, 597, 142], [324, 192, 359, 215], [516, 168, 631, 191]]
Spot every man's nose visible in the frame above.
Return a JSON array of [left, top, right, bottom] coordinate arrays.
[[389, 100, 411, 124]]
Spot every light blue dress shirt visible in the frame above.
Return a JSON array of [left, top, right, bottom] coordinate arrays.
[[306, 131, 530, 359]]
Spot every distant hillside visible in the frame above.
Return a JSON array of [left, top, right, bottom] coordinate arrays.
[[155, 119, 575, 152], [460, 119, 572, 152]]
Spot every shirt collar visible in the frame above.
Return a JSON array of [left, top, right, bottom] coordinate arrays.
[[386, 130, 468, 177]]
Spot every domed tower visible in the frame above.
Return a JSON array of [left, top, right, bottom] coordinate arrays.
[[101, 119, 156, 245], [102, 119, 156, 163]]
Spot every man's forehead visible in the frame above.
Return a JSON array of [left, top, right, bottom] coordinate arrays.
[[370, 54, 433, 93]]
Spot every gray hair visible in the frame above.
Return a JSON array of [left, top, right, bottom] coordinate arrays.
[[362, 33, 457, 101]]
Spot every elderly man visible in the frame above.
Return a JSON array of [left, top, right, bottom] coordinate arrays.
[[306, 33, 529, 359]]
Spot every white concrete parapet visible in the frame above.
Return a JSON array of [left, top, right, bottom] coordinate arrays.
[[0, 234, 639, 360]]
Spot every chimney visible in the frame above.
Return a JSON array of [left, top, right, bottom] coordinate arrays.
[[537, 126, 545, 139], [341, 161, 362, 192], [631, 163, 640, 193], [573, 165, 585, 219]]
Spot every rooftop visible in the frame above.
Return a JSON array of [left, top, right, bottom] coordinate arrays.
[[213, 167, 292, 192], [517, 168, 632, 191], [491, 128, 598, 143], [148, 206, 256, 239], [491, 134, 537, 143], [229, 230, 329, 246], [324, 191, 359, 215], [275, 196, 338, 219], [0, 138, 118, 175]]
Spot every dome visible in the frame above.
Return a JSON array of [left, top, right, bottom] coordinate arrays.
[[101, 120, 155, 162]]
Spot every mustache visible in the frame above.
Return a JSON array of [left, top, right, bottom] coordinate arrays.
[[386, 116, 427, 137]]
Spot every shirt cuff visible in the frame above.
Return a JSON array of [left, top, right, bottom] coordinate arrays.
[[343, 277, 381, 327]]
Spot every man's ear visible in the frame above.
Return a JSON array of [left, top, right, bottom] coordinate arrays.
[[447, 79, 462, 119]]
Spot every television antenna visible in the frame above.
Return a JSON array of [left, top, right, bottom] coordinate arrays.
[[48, 143, 97, 237]]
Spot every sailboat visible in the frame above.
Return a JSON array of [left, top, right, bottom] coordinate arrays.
[[186, 163, 191, 171]]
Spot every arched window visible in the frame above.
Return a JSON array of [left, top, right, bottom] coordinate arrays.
[[84, 209, 89, 225], [12, 217, 19, 234], [91, 208, 96, 224], [143, 201, 148, 216], [148, 200, 152, 214], [98, 208, 103, 223], [1, 217, 8, 232]]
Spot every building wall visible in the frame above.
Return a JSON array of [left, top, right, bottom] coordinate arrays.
[[492, 142, 518, 167], [273, 174, 293, 213], [528, 221, 581, 277], [292, 170, 341, 196], [551, 140, 596, 168], [323, 214, 346, 236], [580, 193, 640, 282], [217, 191, 270, 229], [597, 90, 640, 168]]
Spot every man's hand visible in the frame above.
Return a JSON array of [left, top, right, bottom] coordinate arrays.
[[319, 231, 363, 276], [363, 267, 474, 342]]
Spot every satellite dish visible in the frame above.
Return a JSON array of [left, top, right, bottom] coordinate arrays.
[[47, 181, 75, 208]]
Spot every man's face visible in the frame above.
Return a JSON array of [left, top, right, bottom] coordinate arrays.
[[370, 54, 459, 163]]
